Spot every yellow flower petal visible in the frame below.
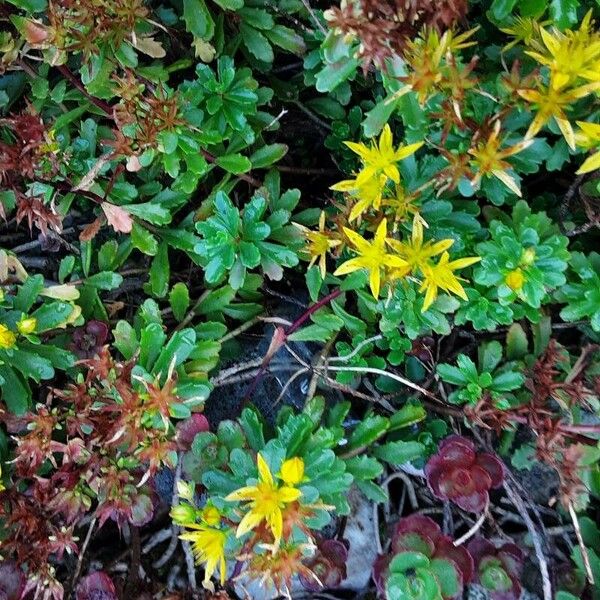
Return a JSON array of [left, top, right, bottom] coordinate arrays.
[[236, 509, 264, 538], [225, 485, 258, 501], [334, 257, 367, 276], [257, 452, 274, 486], [577, 151, 600, 174]]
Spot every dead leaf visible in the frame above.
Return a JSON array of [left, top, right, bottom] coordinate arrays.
[[126, 155, 143, 172], [72, 153, 112, 192], [105, 301, 125, 318], [132, 36, 166, 58], [102, 202, 133, 233], [79, 218, 103, 241], [41, 284, 80, 301]]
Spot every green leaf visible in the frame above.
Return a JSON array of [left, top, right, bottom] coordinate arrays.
[[388, 403, 427, 430], [0, 365, 29, 414], [9, 348, 54, 382], [437, 363, 468, 386], [389, 552, 430, 572], [113, 320, 139, 359], [14, 274, 44, 312], [6, 0, 47, 11], [264, 24, 306, 55], [490, 0, 518, 20], [240, 23, 274, 62], [125, 202, 172, 225], [348, 414, 389, 449], [85, 271, 123, 290], [131, 223, 158, 256], [153, 328, 197, 377], [315, 57, 359, 93], [355, 479, 389, 503], [169, 283, 190, 322], [345, 455, 384, 480], [237, 7, 273, 28], [372, 441, 426, 466], [150, 242, 170, 298], [182, 0, 215, 40], [250, 143, 288, 168], [239, 407, 265, 452], [430, 558, 461, 599], [215, 153, 252, 174], [480, 340, 502, 373], [31, 302, 74, 331], [506, 323, 528, 359], [288, 324, 333, 342], [549, 0, 580, 29], [305, 266, 323, 302]]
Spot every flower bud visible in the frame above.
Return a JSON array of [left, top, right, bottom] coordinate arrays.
[[505, 268, 525, 291], [520, 248, 536, 266], [279, 457, 305, 486], [176, 480, 195, 502], [201, 505, 221, 526], [17, 317, 37, 335], [170, 503, 198, 526]]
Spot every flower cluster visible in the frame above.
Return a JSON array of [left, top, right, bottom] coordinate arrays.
[[299, 125, 480, 309], [173, 451, 331, 591], [517, 11, 600, 150]]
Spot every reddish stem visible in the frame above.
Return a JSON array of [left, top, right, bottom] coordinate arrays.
[[242, 287, 343, 402], [200, 150, 262, 188], [287, 288, 342, 335], [56, 65, 113, 115]]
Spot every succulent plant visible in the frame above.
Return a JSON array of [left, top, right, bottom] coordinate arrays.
[[425, 436, 505, 512], [75, 572, 117, 600], [299, 538, 349, 591], [0, 562, 25, 600], [373, 515, 473, 599], [70, 320, 109, 359], [467, 537, 524, 600]]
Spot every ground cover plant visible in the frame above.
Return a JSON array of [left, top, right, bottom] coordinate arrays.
[[1, 0, 600, 599]]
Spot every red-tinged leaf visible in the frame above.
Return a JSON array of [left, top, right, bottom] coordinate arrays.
[[176, 413, 210, 450], [79, 217, 103, 241], [102, 202, 133, 233], [0, 561, 25, 600], [76, 572, 117, 600]]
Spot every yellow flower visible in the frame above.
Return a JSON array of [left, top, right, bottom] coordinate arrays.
[[278, 457, 304, 486], [505, 269, 525, 291], [525, 12, 600, 90], [0, 463, 5, 492], [225, 453, 302, 546], [179, 523, 228, 588], [382, 183, 421, 226], [17, 316, 36, 335], [518, 82, 600, 149], [575, 121, 600, 174], [0, 324, 16, 350], [419, 252, 481, 312], [388, 27, 478, 105], [344, 124, 423, 186], [331, 173, 388, 222], [387, 216, 453, 278], [295, 211, 341, 278], [334, 219, 408, 299], [469, 120, 533, 196]]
